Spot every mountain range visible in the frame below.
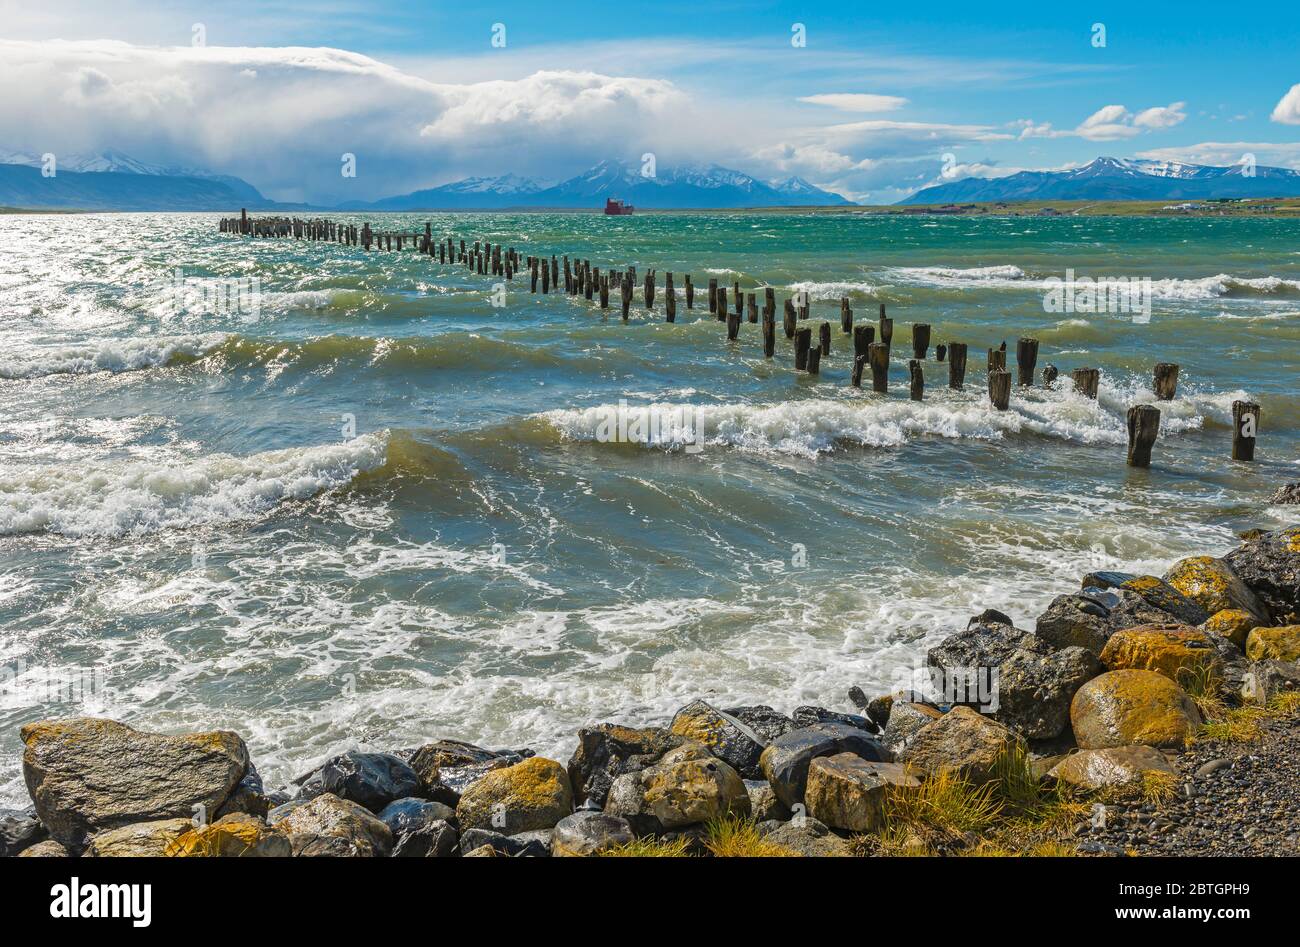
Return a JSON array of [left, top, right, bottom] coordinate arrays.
[[901, 156, 1300, 204], [345, 160, 852, 209]]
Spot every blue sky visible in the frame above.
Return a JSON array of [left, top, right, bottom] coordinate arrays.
[[1, 0, 1297, 203]]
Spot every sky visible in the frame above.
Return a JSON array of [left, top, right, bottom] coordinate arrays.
[[1, 0, 1297, 204]]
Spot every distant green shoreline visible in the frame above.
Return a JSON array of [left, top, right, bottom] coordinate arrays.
[[5, 197, 1300, 217]]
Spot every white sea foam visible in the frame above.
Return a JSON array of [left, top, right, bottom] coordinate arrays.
[[888, 264, 1028, 284], [541, 382, 1224, 458], [0, 432, 388, 538], [787, 279, 880, 299], [884, 265, 1300, 300], [0, 334, 228, 380]]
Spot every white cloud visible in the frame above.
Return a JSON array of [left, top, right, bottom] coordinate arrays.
[[1133, 101, 1187, 129], [797, 93, 908, 112], [1076, 104, 1140, 141], [1271, 83, 1300, 124], [1137, 141, 1300, 171], [0, 39, 695, 203]]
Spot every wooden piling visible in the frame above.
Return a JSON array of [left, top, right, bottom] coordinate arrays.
[[666, 273, 676, 322], [1016, 338, 1039, 386], [1232, 401, 1260, 461], [935, 343, 947, 362], [868, 342, 890, 393], [840, 297, 852, 334], [794, 327, 812, 369], [948, 343, 968, 390], [1072, 368, 1100, 399], [685, 275, 694, 309], [600, 274, 609, 309], [747, 293, 758, 324], [708, 278, 718, 315], [911, 324, 931, 360], [819, 321, 831, 357], [987, 347, 1006, 372], [1153, 363, 1180, 401], [621, 273, 632, 321], [853, 325, 875, 360], [851, 355, 866, 388], [909, 360, 924, 401], [988, 369, 1011, 410], [644, 270, 655, 309], [1127, 405, 1160, 468], [762, 309, 776, 358], [806, 346, 821, 375], [879, 312, 893, 352], [764, 287, 775, 322], [1042, 364, 1058, 386], [717, 286, 727, 322], [783, 299, 797, 339]]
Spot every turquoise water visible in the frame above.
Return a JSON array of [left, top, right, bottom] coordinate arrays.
[[1, 210, 1297, 802]]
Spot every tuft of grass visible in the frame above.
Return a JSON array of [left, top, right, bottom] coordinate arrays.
[[990, 744, 1089, 833], [883, 767, 1003, 837], [1177, 663, 1227, 723], [1140, 770, 1179, 805], [1268, 691, 1300, 715], [601, 835, 694, 857], [702, 815, 800, 857], [958, 839, 1079, 858], [1200, 705, 1266, 743], [856, 824, 938, 857]]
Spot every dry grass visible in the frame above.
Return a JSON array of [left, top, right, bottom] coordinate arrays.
[[882, 767, 1003, 838], [1140, 770, 1179, 805], [1177, 663, 1228, 723], [702, 815, 800, 857], [600, 835, 693, 857]]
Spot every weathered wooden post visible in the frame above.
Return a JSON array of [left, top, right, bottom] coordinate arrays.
[[734, 281, 742, 316], [794, 326, 812, 369], [1127, 405, 1160, 467], [988, 369, 1011, 410], [542, 259, 550, 293], [1153, 363, 1180, 401], [665, 273, 676, 322], [935, 343, 947, 362], [1042, 364, 1058, 386], [747, 293, 758, 324], [1016, 338, 1039, 386], [762, 309, 776, 358], [909, 360, 924, 401], [819, 321, 831, 357], [879, 312, 893, 352], [551, 257, 558, 287], [840, 297, 852, 334], [1072, 368, 1100, 399], [708, 278, 718, 315], [685, 275, 694, 309], [644, 269, 655, 309], [783, 299, 797, 339], [987, 347, 1006, 372], [1232, 401, 1260, 460], [853, 325, 875, 360], [764, 287, 776, 322], [948, 342, 968, 390], [717, 286, 727, 322], [531, 260, 539, 293], [564, 257, 572, 293], [868, 342, 890, 393], [807, 346, 821, 375], [851, 356, 867, 388], [912, 324, 931, 360], [600, 274, 609, 309], [621, 273, 632, 321], [585, 264, 594, 301], [241, 208, 248, 234]]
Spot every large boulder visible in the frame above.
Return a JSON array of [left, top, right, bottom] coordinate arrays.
[[896, 706, 1024, 784], [880, 702, 943, 756], [1069, 670, 1201, 750], [669, 700, 767, 778], [927, 622, 1100, 738], [0, 809, 46, 857], [20, 718, 249, 847], [1046, 746, 1178, 793], [724, 705, 798, 742], [83, 818, 192, 857], [294, 751, 421, 813], [1164, 556, 1270, 626], [759, 723, 890, 809], [1099, 624, 1221, 681], [1201, 608, 1260, 649], [744, 778, 789, 822], [566, 724, 683, 806], [804, 754, 920, 832], [164, 812, 291, 857], [1224, 527, 1300, 624], [1115, 576, 1210, 627], [1245, 626, 1300, 662], [458, 828, 548, 857], [19, 839, 72, 857], [605, 743, 749, 831], [455, 757, 573, 834], [269, 793, 392, 857], [377, 797, 457, 857], [756, 817, 851, 857], [1034, 592, 1119, 655], [405, 740, 530, 805], [551, 811, 635, 856]]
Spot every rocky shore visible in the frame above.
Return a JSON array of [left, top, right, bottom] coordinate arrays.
[[3, 514, 1299, 859]]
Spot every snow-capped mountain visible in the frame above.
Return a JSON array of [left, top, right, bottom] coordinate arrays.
[[362, 160, 852, 209], [900, 156, 1300, 204]]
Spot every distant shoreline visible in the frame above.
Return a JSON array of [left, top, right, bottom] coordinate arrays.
[[5, 198, 1300, 217]]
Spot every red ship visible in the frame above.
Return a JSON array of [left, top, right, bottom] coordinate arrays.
[[604, 198, 634, 215]]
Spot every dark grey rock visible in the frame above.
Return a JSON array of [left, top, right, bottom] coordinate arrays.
[[294, 751, 421, 813], [724, 705, 798, 743], [792, 705, 879, 735], [551, 811, 635, 856], [459, 827, 547, 857], [670, 699, 768, 778], [1241, 659, 1300, 705], [1270, 484, 1300, 505], [0, 809, 46, 857], [759, 723, 890, 809], [566, 724, 683, 806], [1225, 527, 1300, 624], [378, 797, 457, 857]]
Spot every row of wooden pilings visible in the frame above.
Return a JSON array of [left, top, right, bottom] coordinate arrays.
[[218, 210, 1263, 468]]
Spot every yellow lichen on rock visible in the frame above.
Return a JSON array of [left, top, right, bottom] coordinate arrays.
[[166, 812, 290, 857], [1201, 609, 1258, 648], [455, 756, 574, 833], [1099, 623, 1219, 681], [1070, 669, 1202, 749], [1245, 626, 1300, 662]]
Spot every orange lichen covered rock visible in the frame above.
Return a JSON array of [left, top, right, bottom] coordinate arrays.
[[1069, 670, 1201, 750]]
